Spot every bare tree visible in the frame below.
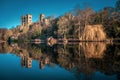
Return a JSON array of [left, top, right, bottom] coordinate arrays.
[[57, 13, 74, 38], [72, 7, 95, 39], [116, 0, 120, 12]]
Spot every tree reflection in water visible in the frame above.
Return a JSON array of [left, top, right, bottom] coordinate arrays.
[[0, 42, 120, 79]]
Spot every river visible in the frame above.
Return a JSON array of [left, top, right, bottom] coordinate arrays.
[[0, 42, 119, 80]]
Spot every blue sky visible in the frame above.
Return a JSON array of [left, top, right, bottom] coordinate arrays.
[[0, 0, 117, 29]]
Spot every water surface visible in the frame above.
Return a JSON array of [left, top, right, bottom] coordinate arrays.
[[0, 42, 120, 80]]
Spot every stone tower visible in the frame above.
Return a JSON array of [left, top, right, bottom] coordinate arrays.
[[21, 14, 32, 26], [40, 14, 45, 22], [21, 56, 32, 68]]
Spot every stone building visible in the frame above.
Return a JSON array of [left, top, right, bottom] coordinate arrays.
[[21, 56, 32, 68], [39, 14, 45, 22], [21, 14, 32, 26], [39, 14, 50, 25]]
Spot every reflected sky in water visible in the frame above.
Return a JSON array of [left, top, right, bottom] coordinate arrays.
[[0, 54, 76, 80]]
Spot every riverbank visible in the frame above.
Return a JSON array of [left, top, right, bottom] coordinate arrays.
[[28, 38, 120, 46]]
